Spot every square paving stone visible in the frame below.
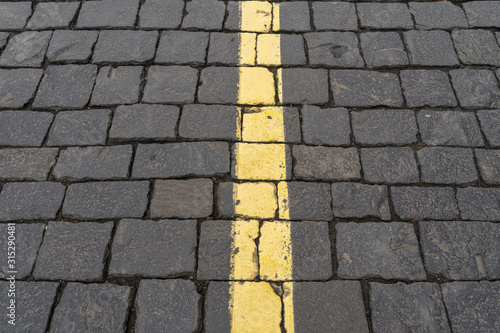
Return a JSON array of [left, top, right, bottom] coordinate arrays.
[[357, 3, 413, 30], [0, 281, 58, 333], [305, 32, 364, 68], [281, 182, 333, 221], [53, 146, 132, 180], [47, 109, 110, 146], [179, 104, 240, 141], [109, 219, 197, 277], [198, 67, 239, 104], [135, 279, 200, 333], [360, 32, 408, 68], [63, 181, 149, 219], [27, 2, 79, 29], [150, 179, 213, 219], [109, 104, 179, 141], [0, 32, 8, 49], [225, 2, 272, 32], [46, 30, 99, 63], [442, 282, 500, 333], [208, 32, 255, 66], [91, 66, 143, 106], [257, 34, 306, 66], [336, 222, 426, 280], [93, 30, 158, 64], [452, 30, 500, 66], [0, 31, 52, 67], [417, 147, 478, 184], [156, 31, 209, 65], [409, 2, 468, 30], [217, 182, 277, 219], [242, 107, 301, 143], [0, 111, 53, 147], [33, 65, 98, 109], [232, 143, 292, 180], [361, 147, 419, 184], [143, 66, 198, 103], [34, 221, 113, 281], [77, 0, 140, 28], [457, 187, 500, 221], [301, 106, 351, 146], [182, 0, 225, 30], [370, 282, 450, 333], [273, 2, 310, 32], [0, 182, 65, 221], [0, 2, 31, 30], [139, 0, 184, 29], [404, 30, 459, 66], [0, 148, 58, 181], [331, 70, 403, 107], [450, 69, 500, 109], [331, 183, 391, 220], [400, 70, 457, 107], [50, 283, 131, 333], [476, 149, 500, 184], [477, 110, 500, 147], [312, 2, 358, 31], [417, 110, 484, 147], [391, 186, 458, 220], [0, 223, 45, 279], [419, 221, 500, 280], [0, 68, 43, 108], [279, 68, 329, 104], [351, 109, 417, 145], [463, 1, 500, 28]]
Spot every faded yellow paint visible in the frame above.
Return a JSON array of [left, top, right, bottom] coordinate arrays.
[[240, 1, 272, 32], [239, 33, 257, 66], [256, 34, 281, 66], [230, 220, 260, 280], [235, 107, 242, 141], [259, 221, 293, 281], [238, 67, 275, 105], [234, 142, 287, 180], [272, 2, 280, 32], [283, 282, 295, 333], [242, 107, 285, 142], [276, 68, 284, 105], [278, 181, 290, 220], [233, 182, 277, 219]]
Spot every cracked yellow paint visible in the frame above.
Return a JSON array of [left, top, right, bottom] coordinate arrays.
[[259, 221, 293, 281], [234, 142, 287, 180], [238, 67, 275, 105], [257, 34, 281, 66], [242, 107, 285, 142], [239, 33, 257, 66], [278, 181, 290, 220], [230, 220, 260, 280], [233, 182, 277, 219], [283, 282, 295, 333], [240, 1, 272, 32]]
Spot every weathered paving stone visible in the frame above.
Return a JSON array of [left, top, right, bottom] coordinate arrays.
[[419, 221, 500, 280], [93, 30, 158, 64], [453, 30, 500, 67], [287, 281, 369, 333], [0, 223, 44, 279], [53, 146, 132, 180], [417, 147, 478, 184], [477, 110, 500, 147], [0, 31, 52, 67], [337, 222, 425, 280], [204, 282, 234, 332], [33, 65, 98, 109], [77, 0, 140, 28], [109, 104, 179, 141], [156, 31, 209, 65], [400, 70, 457, 107], [0, 182, 65, 221], [50, 283, 131, 333], [63, 181, 149, 219], [360, 32, 408, 68], [182, 0, 225, 30], [91, 66, 143, 106], [135, 280, 200, 333], [450, 69, 500, 109], [225, 1, 272, 32], [443, 282, 500, 333], [409, 2, 468, 30], [301, 106, 350, 146], [198, 67, 239, 103], [47, 109, 110, 146], [242, 107, 300, 143], [46, 30, 99, 63], [0, 2, 31, 30], [293, 146, 361, 181], [370, 283, 451, 333], [139, 0, 184, 29], [417, 110, 484, 147], [257, 34, 306, 66], [462, 1, 500, 28], [132, 142, 230, 178], [476, 149, 500, 184], [217, 182, 277, 219], [110, 219, 197, 277], [457, 188, 500, 221], [208, 33, 250, 65], [280, 68, 329, 104], [0, 32, 8, 49], [0, 281, 58, 333], [282, 182, 333, 221], [357, 3, 413, 30], [331, 183, 391, 220], [179, 104, 240, 140], [0, 148, 58, 181], [33, 221, 113, 281], [404, 30, 460, 66], [391, 186, 458, 220], [312, 2, 358, 31], [27, 2, 79, 29], [273, 2, 310, 32], [361, 147, 419, 184], [0, 69, 43, 108], [351, 109, 417, 145], [143, 66, 198, 103], [331, 70, 403, 107], [150, 179, 213, 219], [305, 32, 364, 68]]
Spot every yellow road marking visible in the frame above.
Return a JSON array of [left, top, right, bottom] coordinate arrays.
[[239, 33, 257, 66], [234, 142, 287, 180], [259, 221, 293, 281], [240, 1, 272, 32], [233, 182, 277, 219], [256, 34, 281, 66], [230, 220, 259, 280], [242, 107, 286, 142], [278, 181, 290, 220], [283, 282, 295, 333]]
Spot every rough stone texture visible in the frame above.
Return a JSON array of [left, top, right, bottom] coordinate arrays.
[[351, 109, 417, 145], [462, 1, 500, 28], [312, 2, 358, 31], [150, 179, 213, 218], [34, 221, 113, 281], [47, 109, 110, 146], [46, 30, 99, 62], [391, 186, 458, 220], [27, 2, 79, 29], [0, 111, 53, 147], [93, 30, 158, 63], [0, 2, 31, 30], [274, 2, 310, 32], [0, 32, 8, 49], [50, 283, 131, 333], [0, 31, 52, 67], [280, 68, 329, 104], [179, 104, 240, 141], [63, 181, 149, 219], [198, 67, 239, 103], [476, 149, 500, 184], [417, 147, 478, 184], [0, 68, 43, 108], [243, 107, 301, 143], [109, 219, 197, 277], [477, 110, 500, 147], [357, 3, 413, 30], [331, 70, 403, 107], [143, 66, 198, 103], [293, 146, 361, 181], [0, 148, 58, 181], [91, 66, 143, 106], [452, 30, 500, 66], [409, 2, 468, 30], [361, 147, 419, 184], [208, 33, 250, 65], [360, 32, 408, 68], [450, 69, 500, 109], [135, 279, 200, 333], [77, 0, 140, 28], [457, 188, 500, 221], [370, 283, 451, 333], [53, 146, 132, 180], [139, 0, 184, 29], [331, 183, 391, 220], [182, 0, 225, 30], [204, 282, 236, 333], [0, 182, 65, 221], [217, 181, 277, 219], [419, 221, 500, 280], [400, 70, 457, 107], [404, 30, 459, 66], [417, 110, 484, 147], [257, 34, 306, 66], [156, 31, 209, 65], [285, 182, 333, 221], [301, 106, 351, 146], [305, 32, 364, 68]]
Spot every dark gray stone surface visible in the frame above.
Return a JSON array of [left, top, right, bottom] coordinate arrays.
[[417, 147, 478, 184], [361, 147, 419, 184], [182, 0, 225, 30], [404, 30, 459, 66], [139, 0, 184, 29], [27, 2, 79, 29], [0, 148, 58, 181], [91, 66, 143, 106], [360, 32, 408, 68], [198, 67, 239, 103], [179, 104, 240, 140], [409, 2, 468, 30], [305, 32, 364, 68], [331, 183, 391, 220], [208, 33, 249, 65], [450, 69, 500, 109], [400, 70, 457, 107], [156, 31, 209, 65], [34, 221, 113, 281], [476, 149, 500, 184], [452, 29, 500, 66], [301, 106, 351, 146], [391, 186, 458, 220], [204, 282, 233, 333], [93, 30, 158, 64], [0, 32, 8, 49], [477, 110, 500, 147], [0, 68, 43, 108], [258, 34, 306, 66], [280, 68, 329, 104], [0, 2, 31, 30], [77, 0, 140, 28], [0, 111, 53, 147], [109, 219, 197, 277], [312, 2, 358, 31], [275, 2, 310, 32], [46, 30, 99, 62], [457, 187, 500, 221], [143, 66, 198, 103], [240, 107, 300, 144], [463, 1, 500, 28], [0, 31, 52, 67], [357, 3, 413, 30], [285, 182, 333, 221], [336, 222, 426, 280]]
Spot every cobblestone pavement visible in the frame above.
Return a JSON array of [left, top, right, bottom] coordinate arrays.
[[1, 0, 500, 332]]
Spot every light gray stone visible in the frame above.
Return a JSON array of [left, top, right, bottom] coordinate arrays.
[[0, 31, 52, 67], [450, 69, 500, 109], [0, 2, 31, 30], [331, 183, 391, 220], [27, 2, 79, 29], [453, 29, 500, 66], [0, 69, 43, 108], [0, 148, 58, 181], [400, 70, 457, 107], [404, 30, 459, 66], [77, 0, 140, 28], [457, 187, 500, 221], [477, 110, 500, 147], [409, 2, 468, 30], [360, 32, 408, 68], [47, 30, 99, 62], [0, 111, 53, 147], [91, 66, 143, 106], [475, 149, 500, 184], [463, 1, 500, 28], [417, 147, 478, 184], [391, 186, 458, 220]]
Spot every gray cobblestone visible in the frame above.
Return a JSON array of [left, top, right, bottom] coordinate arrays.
[[450, 69, 500, 109], [360, 32, 408, 68], [0, 31, 52, 67], [331, 183, 391, 220], [46, 30, 99, 63], [0, 68, 43, 108], [284, 182, 333, 221], [312, 2, 358, 31], [0, 32, 8, 49], [400, 70, 457, 107], [457, 187, 500, 221], [143, 66, 198, 104], [198, 67, 239, 104], [259, 34, 306, 66], [409, 2, 468, 30], [404, 30, 459, 67], [392, 186, 459, 220], [417, 147, 478, 184], [204, 282, 233, 332], [156, 31, 209, 65], [208, 33, 248, 65], [357, 3, 413, 30], [179, 104, 240, 141], [477, 110, 500, 147], [91, 66, 143, 106], [280, 68, 329, 104], [0, 2, 31, 30], [463, 1, 500, 28], [452, 30, 500, 66], [274, 2, 310, 32], [243, 107, 301, 143], [361, 147, 419, 184], [0, 148, 58, 181], [139, 0, 184, 29], [182, 0, 225, 30], [93, 30, 158, 64], [305, 32, 364, 68], [77, 0, 139, 28], [475, 149, 500, 184], [27, 2, 79, 30], [301, 106, 350, 146], [0, 111, 53, 147]]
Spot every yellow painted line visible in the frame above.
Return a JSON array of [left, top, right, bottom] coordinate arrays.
[[230, 220, 259, 280], [278, 181, 290, 220], [234, 142, 287, 180], [233, 182, 277, 219], [256, 34, 281, 66], [283, 282, 295, 333], [259, 221, 293, 281], [242, 107, 285, 142]]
